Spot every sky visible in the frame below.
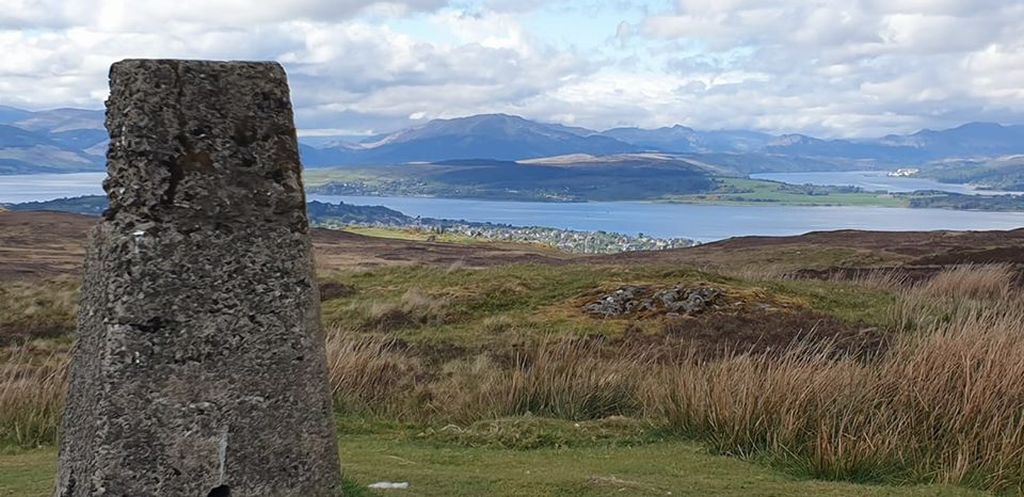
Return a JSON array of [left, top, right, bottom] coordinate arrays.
[[1, 0, 1023, 137]]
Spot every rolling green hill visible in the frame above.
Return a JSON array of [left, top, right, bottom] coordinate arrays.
[[918, 156, 1024, 191]]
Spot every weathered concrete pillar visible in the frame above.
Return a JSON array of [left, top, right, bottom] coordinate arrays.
[[55, 60, 341, 497]]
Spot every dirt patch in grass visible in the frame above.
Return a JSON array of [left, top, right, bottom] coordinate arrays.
[[655, 307, 884, 359], [0, 279, 78, 346], [792, 266, 940, 286], [319, 281, 357, 300], [912, 246, 1024, 266], [576, 282, 884, 360], [594, 228, 1024, 272]]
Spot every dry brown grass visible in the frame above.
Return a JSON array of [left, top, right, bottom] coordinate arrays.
[[889, 264, 1019, 332], [349, 288, 452, 332], [428, 339, 650, 422], [0, 347, 67, 447], [324, 265, 1024, 490], [713, 264, 790, 282], [842, 268, 912, 291], [325, 330, 423, 417], [647, 304, 1024, 489], [323, 333, 651, 423], [0, 278, 78, 345], [644, 266, 1024, 490], [4, 265, 1024, 491], [918, 264, 1016, 300]]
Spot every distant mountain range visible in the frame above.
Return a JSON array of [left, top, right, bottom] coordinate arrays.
[[303, 114, 1024, 167], [0, 105, 105, 173], [3, 104, 1024, 174]]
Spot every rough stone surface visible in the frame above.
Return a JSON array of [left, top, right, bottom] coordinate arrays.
[[583, 285, 722, 318], [55, 59, 341, 497]]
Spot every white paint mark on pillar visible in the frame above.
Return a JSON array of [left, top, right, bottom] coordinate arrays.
[[218, 428, 228, 484]]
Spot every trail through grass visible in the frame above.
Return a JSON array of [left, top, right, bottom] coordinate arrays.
[[0, 433, 989, 497]]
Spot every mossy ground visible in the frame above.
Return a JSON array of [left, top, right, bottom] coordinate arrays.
[[318, 262, 895, 349]]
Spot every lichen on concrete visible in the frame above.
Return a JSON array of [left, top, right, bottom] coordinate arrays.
[[55, 59, 341, 497]]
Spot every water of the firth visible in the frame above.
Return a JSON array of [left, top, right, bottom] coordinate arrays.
[[2, 172, 1022, 242]]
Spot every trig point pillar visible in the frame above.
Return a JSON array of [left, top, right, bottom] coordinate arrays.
[[55, 60, 341, 497]]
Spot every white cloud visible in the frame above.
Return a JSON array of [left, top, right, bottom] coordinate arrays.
[[619, 0, 1024, 135], [0, 0, 1022, 136], [278, 13, 591, 131], [1, 0, 448, 29], [0, 2, 592, 134]]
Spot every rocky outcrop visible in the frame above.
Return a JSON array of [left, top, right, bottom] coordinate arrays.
[[584, 285, 722, 318]]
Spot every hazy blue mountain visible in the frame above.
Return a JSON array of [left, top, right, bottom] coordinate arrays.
[[12, 107, 105, 133], [299, 144, 354, 168], [0, 124, 102, 173], [880, 122, 1024, 158], [674, 152, 867, 174], [49, 129, 109, 155], [760, 134, 927, 162], [0, 107, 107, 173], [0, 124, 53, 148], [599, 125, 774, 153], [601, 125, 701, 152], [299, 135, 368, 148], [697, 130, 775, 152], [306, 114, 639, 166], [2, 103, 1024, 174], [0, 105, 32, 124], [603, 123, 1024, 162]]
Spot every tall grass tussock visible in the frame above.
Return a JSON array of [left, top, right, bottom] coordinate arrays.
[[0, 348, 67, 447], [3, 264, 1023, 492]]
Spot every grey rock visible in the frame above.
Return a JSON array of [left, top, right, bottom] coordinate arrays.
[[584, 285, 722, 318], [55, 60, 341, 497]]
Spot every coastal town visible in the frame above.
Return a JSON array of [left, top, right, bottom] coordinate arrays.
[[312, 214, 698, 254], [3, 195, 698, 255]]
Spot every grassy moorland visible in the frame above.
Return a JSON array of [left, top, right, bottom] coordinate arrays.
[[1, 216, 1023, 495], [917, 157, 1024, 192]]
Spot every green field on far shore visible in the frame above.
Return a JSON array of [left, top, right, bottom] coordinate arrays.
[[665, 177, 913, 207]]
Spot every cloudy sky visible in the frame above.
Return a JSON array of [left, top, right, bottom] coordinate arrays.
[[2, 0, 1023, 137]]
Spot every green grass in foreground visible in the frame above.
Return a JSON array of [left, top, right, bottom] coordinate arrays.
[[0, 433, 988, 497]]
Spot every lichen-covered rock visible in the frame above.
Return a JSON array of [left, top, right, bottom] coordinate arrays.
[[55, 60, 340, 497], [584, 285, 722, 318]]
